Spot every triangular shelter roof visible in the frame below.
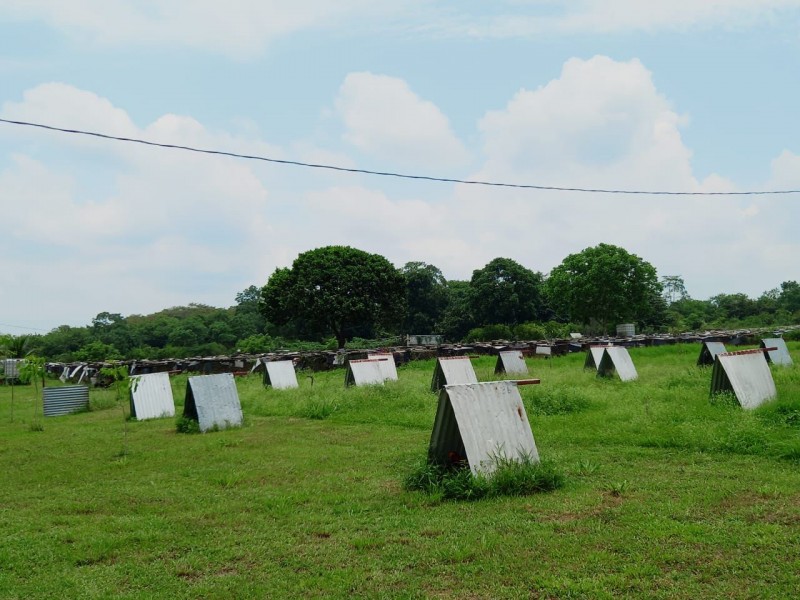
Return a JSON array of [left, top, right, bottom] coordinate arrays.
[[430, 356, 478, 393], [263, 360, 299, 389], [129, 372, 175, 420], [760, 338, 793, 366], [344, 359, 385, 387], [597, 346, 638, 382], [367, 353, 399, 381], [428, 381, 539, 475], [711, 349, 777, 409], [494, 350, 529, 375], [183, 373, 243, 432], [697, 341, 727, 367]]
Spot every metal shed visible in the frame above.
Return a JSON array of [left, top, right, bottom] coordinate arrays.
[[263, 360, 299, 389], [344, 359, 386, 387], [428, 381, 539, 475], [760, 338, 793, 366], [129, 372, 175, 420], [430, 356, 478, 393], [494, 350, 529, 375], [183, 373, 242, 432], [697, 341, 727, 367], [597, 346, 638, 382], [584, 346, 609, 371], [711, 349, 777, 409], [367, 353, 399, 381], [43, 385, 89, 417]]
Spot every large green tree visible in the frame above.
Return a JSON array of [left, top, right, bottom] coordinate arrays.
[[469, 258, 547, 327], [401, 261, 449, 334], [546, 243, 664, 331], [260, 246, 407, 349]]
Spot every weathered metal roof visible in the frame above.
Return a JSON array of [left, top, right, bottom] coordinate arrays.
[[344, 359, 385, 387], [429, 381, 539, 475], [183, 373, 242, 432], [43, 385, 89, 417], [584, 345, 609, 371], [129, 372, 175, 420], [430, 356, 478, 392], [263, 360, 299, 389], [711, 349, 777, 409], [760, 338, 793, 366], [494, 350, 529, 375], [697, 341, 727, 367], [534, 345, 553, 357], [597, 346, 638, 382], [367, 353, 399, 381]]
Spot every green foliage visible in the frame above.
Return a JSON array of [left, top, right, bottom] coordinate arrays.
[[405, 455, 564, 501], [438, 280, 475, 342], [470, 257, 548, 327], [401, 261, 449, 334], [175, 416, 200, 434], [465, 324, 513, 342], [261, 246, 407, 349], [546, 243, 665, 330], [513, 322, 547, 340], [75, 340, 122, 362], [525, 387, 591, 415]]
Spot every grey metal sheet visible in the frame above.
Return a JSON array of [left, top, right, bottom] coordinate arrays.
[[494, 351, 529, 375], [183, 373, 242, 432], [431, 356, 478, 392], [761, 338, 793, 366], [697, 341, 727, 367], [584, 346, 609, 371], [2, 359, 22, 378], [712, 349, 777, 409], [345, 359, 385, 387], [264, 360, 299, 389], [368, 353, 399, 381], [535, 346, 553, 357], [429, 381, 539, 475], [129, 372, 175, 420], [43, 385, 89, 417], [598, 346, 638, 381]]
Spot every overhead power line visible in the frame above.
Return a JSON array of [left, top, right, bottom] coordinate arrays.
[[1, 117, 798, 196]]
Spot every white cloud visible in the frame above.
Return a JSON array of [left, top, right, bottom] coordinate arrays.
[[335, 72, 470, 169]]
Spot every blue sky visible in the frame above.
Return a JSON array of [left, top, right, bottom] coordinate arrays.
[[1, 1, 800, 334]]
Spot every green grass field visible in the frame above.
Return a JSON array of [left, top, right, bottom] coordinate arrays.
[[1, 344, 799, 599]]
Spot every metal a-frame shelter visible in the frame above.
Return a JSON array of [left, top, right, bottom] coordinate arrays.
[[697, 341, 727, 367], [760, 338, 793, 366], [597, 346, 638, 382], [494, 350, 529, 375], [710, 348, 777, 409], [183, 373, 243, 432], [129, 372, 175, 420], [430, 356, 478, 393], [263, 360, 299, 389], [344, 359, 385, 387]]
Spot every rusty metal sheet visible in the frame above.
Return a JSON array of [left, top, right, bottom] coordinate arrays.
[[494, 350, 529, 375], [584, 346, 609, 371], [430, 356, 478, 392], [711, 349, 777, 409], [345, 359, 385, 387], [697, 341, 727, 367], [183, 373, 242, 432], [129, 372, 175, 420], [367, 353, 399, 381], [43, 385, 89, 417], [597, 346, 638, 382], [429, 381, 539, 475], [760, 338, 793, 366], [263, 360, 299, 389]]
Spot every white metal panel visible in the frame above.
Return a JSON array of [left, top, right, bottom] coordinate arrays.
[[584, 346, 608, 371], [431, 356, 478, 392], [598, 346, 638, 381], [430, 381, 539, 475], [495, 351, 528, 375], [535, 346, 553, 357], [367, 353, 398, 381], [345, 359, 386, 387], [264, 360, 299, 389], [697, 341, 727, 366], [761, 338, 793, 366], [2, 359, 22, 378], [130, 372, 175, 420], [184, 373, 243, 432], [713, 351, 777, 409]]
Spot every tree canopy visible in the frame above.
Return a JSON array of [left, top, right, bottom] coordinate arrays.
[[401, 262, 449, 334], [469, 257, 547, 327], [545, 243, 664, 331], [260, 246, 407, 349]]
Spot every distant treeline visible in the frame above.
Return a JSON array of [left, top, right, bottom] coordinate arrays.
[[3, 244, 800, 362]]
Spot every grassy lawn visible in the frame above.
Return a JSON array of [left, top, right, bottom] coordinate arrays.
[[1, 343, 799, 599]]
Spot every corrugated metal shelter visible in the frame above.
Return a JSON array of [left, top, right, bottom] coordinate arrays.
[[760, 338, 793, 366], [430, 356, 478, 392], [428, 381, 539, 475], [43, 386, 89, 417], [494, 350, 529, 375], [535, 346, 553, 358], [597, 347, 638, 382], [129, 372, 175, 420], [711, 349, 777, 409], [584, 346, 609, 371], [2, 358, 23, 379], [183, 373, 243, 432], [697, 341, 727, 367], [367, 353, 399, 381], [345, 359, 385, 387], [263, 360, 299, 389]]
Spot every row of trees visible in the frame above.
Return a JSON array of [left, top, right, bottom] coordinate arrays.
[[3, 244, 799, 362]]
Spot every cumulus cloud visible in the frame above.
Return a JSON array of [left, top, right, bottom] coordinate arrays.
[[335, 72, 470, 169]]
